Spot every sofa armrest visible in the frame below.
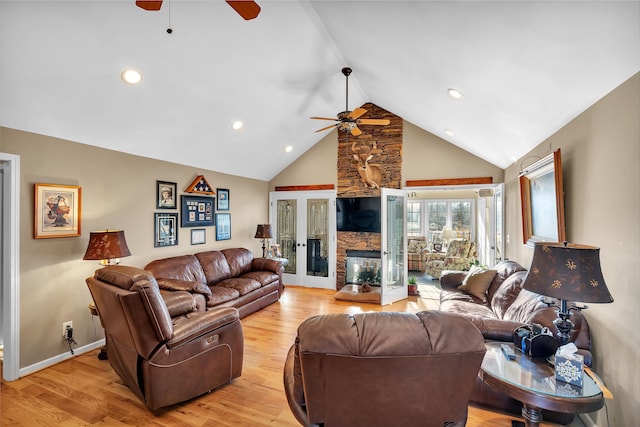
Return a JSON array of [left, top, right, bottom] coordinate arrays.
[[251, 257, 284, 275], [167, 307, 239, 349], [160, 290, 197, 318], [440, 271, 467, 290]]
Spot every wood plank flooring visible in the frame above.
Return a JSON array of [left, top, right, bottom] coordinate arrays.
[[1, 286, 576, 426]]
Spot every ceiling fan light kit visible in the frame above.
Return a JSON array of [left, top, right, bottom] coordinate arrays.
[[311, 67, 390, 137]]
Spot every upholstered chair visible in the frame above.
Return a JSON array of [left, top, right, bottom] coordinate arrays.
[[407, 236, 429, 271], [283, 311, 486, 427], [425, 239, 476, 279], [86, 265, 244, 410]]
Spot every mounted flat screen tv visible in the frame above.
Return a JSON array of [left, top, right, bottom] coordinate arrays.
[[336, 196, 381, 233]]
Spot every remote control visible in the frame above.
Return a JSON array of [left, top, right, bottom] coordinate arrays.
[[501, 344, 516, 360]]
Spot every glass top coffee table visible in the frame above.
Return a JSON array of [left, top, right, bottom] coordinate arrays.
[[481, 342, 605, 427]]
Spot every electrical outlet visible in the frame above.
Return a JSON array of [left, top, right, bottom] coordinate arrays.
[[62, 321, 73, 338]]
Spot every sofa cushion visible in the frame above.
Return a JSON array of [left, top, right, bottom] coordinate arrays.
[[145, 255, 207, 284], [503, 288, 548, 323], [457, 266, 497, 300], [156, 278, 211, 296], [195, 250, 233, 284], [222, 248, 254, 277], [487, 260, 527, 303], [205, 286, 241, 307], [241, 271, 280, 287], [490, 270, 527, 320], [217, 277, 262, 296]]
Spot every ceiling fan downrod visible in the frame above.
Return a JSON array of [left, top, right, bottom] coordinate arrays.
[[342, 67, 352, 112]]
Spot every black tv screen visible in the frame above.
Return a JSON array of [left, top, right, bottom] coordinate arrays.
[[336, 197, 381, 233]]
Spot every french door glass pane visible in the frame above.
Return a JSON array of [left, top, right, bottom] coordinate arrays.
[[306, 199, 329, 277], [276, 199, 296, 274]]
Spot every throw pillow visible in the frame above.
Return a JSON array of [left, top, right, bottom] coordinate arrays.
[[458, 266, 497, 300]]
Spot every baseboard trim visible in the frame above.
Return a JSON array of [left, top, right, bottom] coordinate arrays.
[[18, 339, 105, 379]]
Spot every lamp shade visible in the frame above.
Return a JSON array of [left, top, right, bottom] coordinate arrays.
[[522, 242, 613, 304], [83, 230, 131, 262], [254, 224, 273, 239]]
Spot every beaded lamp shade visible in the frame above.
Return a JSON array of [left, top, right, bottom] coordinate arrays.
[[522, 242, 613, 303]]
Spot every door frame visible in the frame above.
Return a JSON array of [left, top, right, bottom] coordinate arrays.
[[1, 152, 20, 381], [380, 188, 407, 305], [269, 190, 336, 289]]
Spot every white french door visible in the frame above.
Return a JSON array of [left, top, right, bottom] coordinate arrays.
[[380, 188, 407, 305], [269, 191, 336, 289]]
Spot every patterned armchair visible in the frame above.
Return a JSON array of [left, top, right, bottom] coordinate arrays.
[[425, 239, 476, 279], [407, 237, 429, 272]]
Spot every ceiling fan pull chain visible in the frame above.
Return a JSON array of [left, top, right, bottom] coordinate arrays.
[[166, 0, 173, 34]]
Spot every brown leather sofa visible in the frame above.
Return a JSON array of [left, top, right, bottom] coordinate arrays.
[[144, 247, 284, 318], [440, 260, 592, 424], [86, 265, 244, 410], [283, 311, 486, 427]]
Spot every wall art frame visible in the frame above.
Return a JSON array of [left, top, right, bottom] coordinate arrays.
[[181, 195, 214, 227], [216, 188, 230, 211], [156, 180, 177, 209], [34, 183, 81, 239], [191, 228, 206, 245], [154, 212, 178, 247], [215, 213, 231, 241], [519, 148, 566, 247]]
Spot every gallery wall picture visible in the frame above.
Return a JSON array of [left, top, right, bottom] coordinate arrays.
[[156, 180, 177, 209], [215, 213, 231, 241], [154, 212, 178, 247], [216, 188, 229, 211], [34, 183, 81, 239], [181, 195, 215, 227]]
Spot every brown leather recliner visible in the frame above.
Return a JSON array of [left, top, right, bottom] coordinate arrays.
[[283, 311, 486, 427], [86, 265, 244, 410]]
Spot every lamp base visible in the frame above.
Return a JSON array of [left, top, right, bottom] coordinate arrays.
[[554, 299, 575, 346]]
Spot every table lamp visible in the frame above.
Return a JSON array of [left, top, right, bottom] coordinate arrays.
[[522, 241, 613, 346], [83, 230, 131, 265], [254, 224, 272, 258]]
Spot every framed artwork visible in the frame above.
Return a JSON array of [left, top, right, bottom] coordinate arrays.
[[270, 244, 282, 258], [519, 149, 566, 247], [154, 212, 178, 247], [181, 195, 214, 227], [156, 180, 177, 209], [191, 228, 206, 245], [215, 213, 231, 241], [34, 183, 81, 239], [216, 188, 230, 211]]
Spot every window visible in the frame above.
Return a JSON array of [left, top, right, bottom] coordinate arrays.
[[417, 199, 475, 243], [406, 202, 421, 237]]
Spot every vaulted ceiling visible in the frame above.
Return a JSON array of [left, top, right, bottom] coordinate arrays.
[[1, 1, 638, 181]]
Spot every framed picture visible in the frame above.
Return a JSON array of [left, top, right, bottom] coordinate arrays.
[[191, 228, 206, 245], [34, 183, 81, 239], [156, 180, 177, 209], [154, 212, 178, 247], [215, 213, 231, 241], [519, 149, 566, 247], [270, 243, 282, 258], [181, 195, 214, 227], [216, 188, 230, 211]]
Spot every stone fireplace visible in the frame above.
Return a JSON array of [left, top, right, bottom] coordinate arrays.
[[336, 103, 402, 289]]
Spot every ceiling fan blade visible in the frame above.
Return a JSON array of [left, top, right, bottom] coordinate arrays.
[[357, 119, 391, 126], [315, 124, 338, 133], [226, 1, 261, 20], [348, 108, 367, 120], [136, 1, 163, 11], [310, 116, 339, 121], [351, 126, 363, 136]]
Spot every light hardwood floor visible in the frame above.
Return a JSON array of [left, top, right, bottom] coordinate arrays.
[[1, 286, 579, 426]]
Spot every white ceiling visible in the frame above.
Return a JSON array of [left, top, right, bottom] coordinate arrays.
[[1, 1, 638, 181]]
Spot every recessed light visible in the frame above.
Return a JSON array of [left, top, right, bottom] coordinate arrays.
[[447, 88, 463, 100], [285, 145, 293, 153], [444, 129, 455, 137], [232, 121, 243, 130], [121, 69, 142, 84]]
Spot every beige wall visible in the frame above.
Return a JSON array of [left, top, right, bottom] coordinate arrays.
[[0, 127, 269, 367], [271, 120, 504, 189], [504, 73, 640, 426]]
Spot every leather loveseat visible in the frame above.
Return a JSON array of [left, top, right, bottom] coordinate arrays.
[[144, 247, 284, 318], [439, 260, 592, 424], [86, 265, 244, 410], [284, 311, 486, 427]]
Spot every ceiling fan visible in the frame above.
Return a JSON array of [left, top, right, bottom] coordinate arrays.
[[135, 1, 261, 21], [311, 67, 390, 137]]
